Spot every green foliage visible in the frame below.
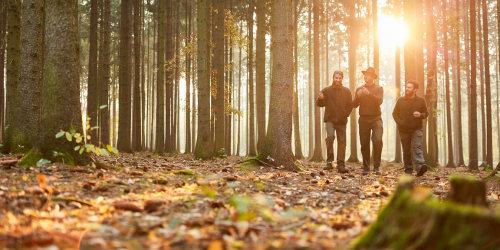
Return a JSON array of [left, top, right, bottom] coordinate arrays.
[[36, 159, 51, 167], [55, 117, 118, 158], [174, 170, 195, 176]]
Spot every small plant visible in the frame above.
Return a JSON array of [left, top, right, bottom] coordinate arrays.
[[217, 148, 228, 159], [56, 112, 118, 157]]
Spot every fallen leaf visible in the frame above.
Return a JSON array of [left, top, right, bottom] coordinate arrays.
[[113, 201, 142, 212]]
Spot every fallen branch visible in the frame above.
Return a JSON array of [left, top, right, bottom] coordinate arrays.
[[51, 197, 94, 206]]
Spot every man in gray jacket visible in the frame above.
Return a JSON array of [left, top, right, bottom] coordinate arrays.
[[316, 71, 353, 173]]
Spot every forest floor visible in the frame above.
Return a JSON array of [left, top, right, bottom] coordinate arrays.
[[0, 153, 499, 250]]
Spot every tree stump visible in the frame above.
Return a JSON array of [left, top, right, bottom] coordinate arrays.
[[353, 176, 500, 250]]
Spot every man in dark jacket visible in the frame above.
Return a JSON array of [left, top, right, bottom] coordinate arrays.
[[353, 67, 384, 175], [316, 71, 353, 173], [392, 80, 428, 176]]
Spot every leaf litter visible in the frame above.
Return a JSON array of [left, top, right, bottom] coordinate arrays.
[[0, 153, 498, 250]]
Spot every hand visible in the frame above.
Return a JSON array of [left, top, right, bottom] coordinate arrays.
[[413, 111, 421, 117], [357, 89, 363, 98], [318, 91, 324, 99], [362, 88, 370, 95]]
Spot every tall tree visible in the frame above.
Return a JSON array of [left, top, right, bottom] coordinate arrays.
[[195, 0, 213, 159], [256, 0, 297, 170], [310, 0, 323, 162], [455, 0, 464, 166], [373, 0, 379, 82], [247, 0, 257, 156], [3, 0, 21, 153], [155, 0, 165, 155], [468, 0, 479, 170], [477, 0, 485, 162], [425, 0, 438, 167], [256, 0, 266, 152], [117, 0, 132, 152], [0, 0, 6, 141], [165, 0, 172, 153], [20, 0, 88, 166], [481, 0, 492, 167], [132, 0, 142, 151], [87, 0, 99, 145], [293, 0, 303, 160], [214, 0, 225, 156], [12, 0, 43, 151], [185, 0, 192, 154], [100, 0, 111, 146], [308, 0, 313, 158], [347, 2, 358, 162], [443, 0, 454, 168]]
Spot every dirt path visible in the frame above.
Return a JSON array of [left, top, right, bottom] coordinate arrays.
[[0, 153, 498, 250]]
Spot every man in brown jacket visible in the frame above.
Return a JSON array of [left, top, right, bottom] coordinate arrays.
[[316, 71, 353, 173], [353, 67, 384, 175], [392, 80, 428, 176]]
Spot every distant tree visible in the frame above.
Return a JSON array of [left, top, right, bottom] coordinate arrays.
[[481, 0, 492, 167], [256, 0, 266, 152], [247, 0, 257, 156], [12, 0, 43, 151], [100, 0, 111, 146], [347, 2, 358, 163], [293, 0, 303, 160], [165, 0, 172, 153], [132, 0, 142, 151], [310, 0, 323, 162], [87, 0, 99, 146], [20, 0, 88, 166], [443, 0, 455, 168], [0, 0, 6, 141], [185, 0, 192, 154]]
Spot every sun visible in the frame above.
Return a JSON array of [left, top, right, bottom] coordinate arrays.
[[378, 13, 408, 52]]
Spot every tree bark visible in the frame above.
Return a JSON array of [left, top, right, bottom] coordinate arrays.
[[0, 0, 6, 141], [425, 0, 438, 167], [293, 0, 303, 160], [308, 1, 313, 159], [87, 0, 99, 146], [247, 0, 257, 156], [347, 2, 358, 162], [214, 0, 225, 156], [310, 0, 323, 162], [455, 0, 464, 166], [20, 0, 88, 166], [256, 0, 266, 152], [132, 0, 141, 151], [194, 0, 213, 160], [185, 0, 191, 154], [481, 0, 492, 167], [117, 0, 132, 152], [3, 0, 21, 153], [443, 0, 455, 168], [12, 0, 43, 152], [468, 0, 479, 170], [256, 0, 297, 170], [155, 0, 165, 155], [477, 1, 485, 163], [165, 0, 172, 153], [100, 0, 111, 146]]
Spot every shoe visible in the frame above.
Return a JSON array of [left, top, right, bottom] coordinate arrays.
[[416, 165, 428, 177], [362, 171, 369, 176], [337, 165, 349, 174], [373, 168, 381, 175], [404, 169, 413, 175], [323, 163, 333, 171]]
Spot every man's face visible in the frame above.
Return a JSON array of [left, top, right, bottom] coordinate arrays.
[[405, 83, 416, 96], [364, 73, 374, 83], [333, 74, 343, 85]]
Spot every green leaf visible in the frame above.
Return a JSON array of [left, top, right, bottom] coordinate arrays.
[[55, 131, 65, 138], [79, 147, 85, 154], [229, 196, 252, 213], [100, 148, 110, 156], [69, 125, 76, 135], [112, 147, 119, 155], [92, 126, 99, 130], [86, 115, 91, 121], [107, 145, 112, 152], [65, 132, 72, 142], [99, 105, 107, 109], [36, 159, 51, 167], [76, 137, 83, 143], [74, 146, 80, 151]]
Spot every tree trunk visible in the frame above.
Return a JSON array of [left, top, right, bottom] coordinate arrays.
[[293, 0, 303, 160], [155, 0, 165, 155], [481, 0, 492, 167], [117, 0, 132, 152], [310, 0, 323, 162], [12, 0, 43, 152], [194, 0, 213, 160], [237, 28, 242, 156], [214, 0, 225, 156], [455, 0, 464, 166], [132, 0, 141, 151], [87, 0, 99, 146], [256, 0, 297, 170], [308, 1, 313, 159], [3, 0, 21, 153], [256, 0, 266, 152], [477, 1, 485, 163], [373, 0, 379, 83], [247, 0, 257, 156], [347, 2, 358, 162], [20, 0, 88, 166], [165, 0, 172, 153], [0, 0, 6, 142], [185, 0, 191, 154], [468, 0, 479, 170], [425, 0, 438, 167], [443, 0, 455, 168], [100, 0, 111, 146], [394, 45, 402, 163]]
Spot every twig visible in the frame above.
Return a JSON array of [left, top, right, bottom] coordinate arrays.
[[51, 197, 94, 206]]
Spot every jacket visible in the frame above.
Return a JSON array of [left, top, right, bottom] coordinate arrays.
[[316, 84, 353, 124], [392, 95, 429, 133]]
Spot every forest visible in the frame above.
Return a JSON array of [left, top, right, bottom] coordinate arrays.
[[1, 0, 500, 249]]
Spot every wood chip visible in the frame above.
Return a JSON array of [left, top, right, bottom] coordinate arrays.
[[70, 167, 85, 172], [223, 176, 237, 181], [113, 201, 142, 212], [1, 160, 18, 167], [93, 186, 109, 192], [25, 186, 44, 195]]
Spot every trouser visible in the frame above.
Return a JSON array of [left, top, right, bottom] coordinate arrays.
[[399, 129, 426, 171], [325, 122, 347, 167], [359, 116, 383, 171]]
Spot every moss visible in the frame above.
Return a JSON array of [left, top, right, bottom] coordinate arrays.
[[19, 147, 77, 167], [240, 159, 261, 168], [95, 161, 121, 170], [174, 170, 195, 175], [353, 176, 500, 250]]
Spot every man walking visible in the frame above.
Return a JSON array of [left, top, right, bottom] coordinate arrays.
[[353, 67, 384, 175], [316, 71, 353, 173], [392, 80, 428, 176]]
